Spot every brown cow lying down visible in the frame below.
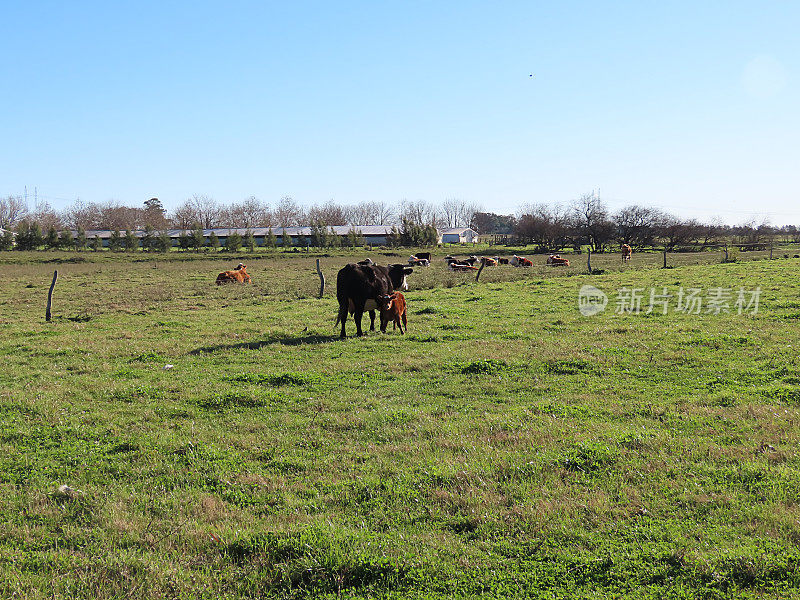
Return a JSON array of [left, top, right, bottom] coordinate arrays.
[[379, 291, 407, 334], [546, 254, 570, 266], [498, 257, 510, 265], [483, 257, 498, 266], [216, 263, 251, 284], [448, 262, 479, 271], [511, 255, 533, 267]]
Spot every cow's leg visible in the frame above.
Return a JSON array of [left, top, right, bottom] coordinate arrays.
[[338, 302, 349, 338], [353, 307, 365, 336], [369, 310, 376, 331], [380, 312, 388, 333]]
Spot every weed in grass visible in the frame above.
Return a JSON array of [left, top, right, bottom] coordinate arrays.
[[460, 359, 510, 374], [225, 371, 319, 386], [130, 351, 164, 363], [195, 391, 270, 410], [544, 358, 597, 374], [562, 442, 618, 473]]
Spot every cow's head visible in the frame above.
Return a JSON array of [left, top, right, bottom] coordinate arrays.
[[388, 264, 413, 291], [236, 263, 246, 270], [378, 293, 396, 312]]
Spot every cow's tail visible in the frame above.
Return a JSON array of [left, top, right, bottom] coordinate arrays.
[[334, 303, 347, 328]]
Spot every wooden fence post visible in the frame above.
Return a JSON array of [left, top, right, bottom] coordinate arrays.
[[663, 250, 667, 269], [724, 245, 729, 262], [475, 257, 486, 282], [316, 259, 325, 298], [46, 270, 58, 322], [587, 250, 592, 273]]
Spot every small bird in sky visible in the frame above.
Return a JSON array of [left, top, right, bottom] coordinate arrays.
[[529, 74, 534, 77]]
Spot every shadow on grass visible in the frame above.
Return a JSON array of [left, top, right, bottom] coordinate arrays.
[[190, 334, 341, 354]]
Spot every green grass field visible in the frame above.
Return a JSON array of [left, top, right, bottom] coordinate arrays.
[[1, 248, 799, 599]]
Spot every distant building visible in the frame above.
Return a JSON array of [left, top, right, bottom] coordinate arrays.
[[440, 227, 480, 244], [70, 225, 482, 248]]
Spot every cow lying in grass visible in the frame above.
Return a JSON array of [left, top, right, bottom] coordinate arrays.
[[445, 256, 479, 271], [511, 255, 533, 267], [379, 291, 407, 334], [448, 261, 479, 271], [216, 263, 251, 284], [546, 254, 570, 266]]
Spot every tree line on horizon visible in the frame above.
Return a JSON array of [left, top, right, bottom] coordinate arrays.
[[1, 192, 798, 252]]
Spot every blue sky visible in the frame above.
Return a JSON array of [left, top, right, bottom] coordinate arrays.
[[1, 1, 797, 223]]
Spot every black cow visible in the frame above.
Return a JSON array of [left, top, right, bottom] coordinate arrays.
[[335, 263, 413, 338]]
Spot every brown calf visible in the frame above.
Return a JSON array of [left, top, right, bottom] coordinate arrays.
[[379, 292, 407, 334]]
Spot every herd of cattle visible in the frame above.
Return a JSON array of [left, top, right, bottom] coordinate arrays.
[[406, 253, 572, 270], [214, 247, 634, 337]]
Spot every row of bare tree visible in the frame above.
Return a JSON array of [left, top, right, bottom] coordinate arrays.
[[2, 192, 797, 250], [0, 195, 481, 232], [505, 193, 799, 251]]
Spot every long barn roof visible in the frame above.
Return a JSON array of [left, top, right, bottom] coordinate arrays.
[[74, 225, 476, 238]]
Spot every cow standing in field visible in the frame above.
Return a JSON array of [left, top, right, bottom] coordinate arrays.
[[379, 291, 407, 334], [621, 244, 632, 262], [335, 263, 413, 338], [216, 263, 251, 284]]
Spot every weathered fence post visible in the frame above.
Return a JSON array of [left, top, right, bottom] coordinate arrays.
[[663, 250, 667, 269], [770, 243, 773, 260], [316, 259, 325, 298], [724, 245, 729, 262], [587, 250, 592, 274], [46, 270, 58, 322], [475, 257, 486, 282]]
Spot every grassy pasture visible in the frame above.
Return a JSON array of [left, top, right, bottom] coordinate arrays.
[[1, 249, 799, 599]]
